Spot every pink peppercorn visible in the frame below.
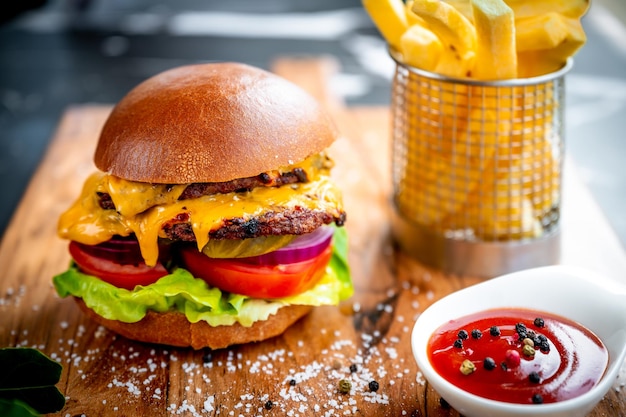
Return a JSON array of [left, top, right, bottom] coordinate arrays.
[[505, 349, 521, 367]]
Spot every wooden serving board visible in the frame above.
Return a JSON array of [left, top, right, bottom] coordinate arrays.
[[1, 57, 624, 417]]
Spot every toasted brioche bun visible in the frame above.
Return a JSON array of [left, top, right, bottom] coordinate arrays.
[[75, 298, 313, 350], [94, 62, 339, 184]]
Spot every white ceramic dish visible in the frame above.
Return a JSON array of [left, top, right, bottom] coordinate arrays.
[[412, 265, 626, 417]]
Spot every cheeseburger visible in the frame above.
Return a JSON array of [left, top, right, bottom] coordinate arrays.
[[53, 62, 352, 349]]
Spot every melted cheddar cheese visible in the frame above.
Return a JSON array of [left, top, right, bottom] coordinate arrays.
[[58, 154, 344, 267]]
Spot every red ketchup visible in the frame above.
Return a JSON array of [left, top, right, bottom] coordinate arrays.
[[427, 308, 608, 404]]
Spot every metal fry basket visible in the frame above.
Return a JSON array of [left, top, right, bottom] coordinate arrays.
[[390, 53, 573, 278]]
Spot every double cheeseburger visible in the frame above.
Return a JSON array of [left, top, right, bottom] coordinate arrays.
[[53, 62, 352, 349]]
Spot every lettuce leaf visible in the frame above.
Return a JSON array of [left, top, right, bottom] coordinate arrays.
[[53, 227, 352, 327]]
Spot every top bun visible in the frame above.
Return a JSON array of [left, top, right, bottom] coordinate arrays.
[[94, 62, 339, 183]]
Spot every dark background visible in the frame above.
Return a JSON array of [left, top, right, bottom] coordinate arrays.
[[1, 0, 625, 247]]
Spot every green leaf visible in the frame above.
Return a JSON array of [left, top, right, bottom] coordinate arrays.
[[0, 348, 65, 414], [329, 225, 353, 300], [0, 348, 62, 389], [0, 399, 39, 417]]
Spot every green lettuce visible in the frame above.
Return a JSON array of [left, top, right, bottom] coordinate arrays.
[[53, 227, 352, 327]]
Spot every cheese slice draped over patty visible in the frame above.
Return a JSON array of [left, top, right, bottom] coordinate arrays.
[[58, 154, 344, 266]]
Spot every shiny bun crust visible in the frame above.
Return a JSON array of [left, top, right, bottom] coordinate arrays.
[[94, 62, 339, 183], [75, 298, 312, 349]]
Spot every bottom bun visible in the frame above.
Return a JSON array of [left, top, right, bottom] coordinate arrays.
[[75, 298, 312, 349]]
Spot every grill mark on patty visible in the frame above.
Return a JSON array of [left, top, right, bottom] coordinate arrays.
[[163, 209, 346, 242]]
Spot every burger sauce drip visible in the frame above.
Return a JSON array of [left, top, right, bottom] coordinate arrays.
[[427, 308, 608, 404]]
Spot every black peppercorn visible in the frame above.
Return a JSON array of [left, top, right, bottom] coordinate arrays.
[[529, 372, 541, 383], [534, 317, 545, 328], [483, 357, 496, 370], [289, 379, 296, 386], [349, 364, 358, 373], [532, 393, 544, 404], [471, 329, 482, 339], [453, 339, 463, 349], [536, 335, 550, 352], [369, 380, 380, 392], [457, 330, 469, 340], [264, 400, 274, 410], [489, 326, 501, 337]]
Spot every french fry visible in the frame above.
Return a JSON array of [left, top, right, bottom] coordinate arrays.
[[516, 15, 585, 77], [516, 13, 565, 52], [443, 0, 473, 22], [504, 0, 590, 19], [442, 129, 544, 241], [405, 0, 427, 27], [516, 12, 575, 51], [472, 195, 543, 241], [396, 98, 513, 227], [411, 0, 477, 78], [362, 0, 587, 79], [515, 82, 560, 218], [471, 0, 517, 80], [361, 0, 409, 51], [400, 24, 443, 71]]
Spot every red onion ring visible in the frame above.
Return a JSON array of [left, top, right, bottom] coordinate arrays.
[[237, 226, 334, 266], [74, 235, 171, 265]]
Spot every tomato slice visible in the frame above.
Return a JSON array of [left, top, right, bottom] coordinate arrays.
[[69, 241, 169, 290], [180, 245, 333, 299]]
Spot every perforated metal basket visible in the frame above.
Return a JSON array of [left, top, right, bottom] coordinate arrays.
[[390, 52, 573, 278]]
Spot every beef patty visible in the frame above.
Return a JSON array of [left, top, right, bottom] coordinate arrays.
[[97, 169, 346, 242]]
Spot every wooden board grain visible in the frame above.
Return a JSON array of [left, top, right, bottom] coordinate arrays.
[[0, 57, 624, 417]]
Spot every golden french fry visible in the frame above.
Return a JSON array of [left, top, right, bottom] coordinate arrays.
[[436, 177, 544, 241], [443, 0, 473, 22], [396, 111, 472, 226], [411, 0, 477, 78], [470, 0, 517, 80], [396, 99, 513, 227], [361, 0, 409, 51], [462, 82, 558, 239], [514, 81, 560, 218], [516, 13, 566, 51], [443, 131, 544, 241], [504, 0, 590, 19], [473, 195, 543, 241], [400, 24, 443, 71], [405, 0, 427, 26], [525, 131, 560, 220], [516, 12, 585, 52], [516, 15, 585, 77]]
